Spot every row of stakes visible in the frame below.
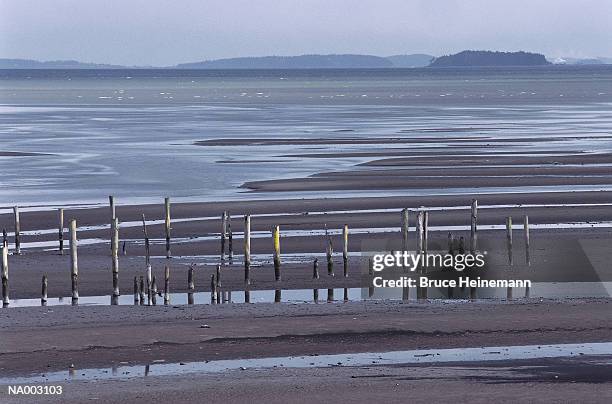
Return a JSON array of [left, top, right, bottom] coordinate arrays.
[[0, 198, 530, 307]]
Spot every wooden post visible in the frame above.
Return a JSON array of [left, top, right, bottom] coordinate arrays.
[[326, 237, 334, 277], [221, 211, 227, 260], [327, 288, 334, 302], [69, 219, 78, 305], [146, 263, 152, 305], [401, 208, 409, 251], [109, 195, 116, 221], [244, 289, 250, 304], [187, 266, 194, 305], [151, 276, 157, 306], [139, 216, 150, 275], [2, 229, 7, 249], [458, 236, 465, 254], [58, 208, 64, 255], [133, 276, 139, 305], [506, 216, 513, 266], [470, 199, 478, 254], [273, 225, 281, 281], [13, 207, 20, 255], [244, 215, 251, 285], [111, 218, 119, 302], [313, 258, 319, 279], [164, 265, 170, 305], [448, 232, 454, 254], [41, 274, 48, 306], [313, 288, 319, 303], [139, 276, 145, 305], [524, 215, 531, 266], [342, 224, 349, 277], [122, 241, 127, 256], [343, 288, 349, 302], [164, 197, 171, 259], [415, 211, 424, 299], [505, 218, 512, 309], [1, 246, 8, 307], [216, 265, 221, 304], [228, 213, 233, 262], [274, 289, 281, 303], [423, 211, 429, 254], [210, 274, 216, 304]]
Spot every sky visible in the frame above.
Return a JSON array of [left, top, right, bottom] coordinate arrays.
[[1, 0, 611, 66]]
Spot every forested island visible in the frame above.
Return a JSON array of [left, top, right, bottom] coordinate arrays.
[[429, 50, 551, 67]]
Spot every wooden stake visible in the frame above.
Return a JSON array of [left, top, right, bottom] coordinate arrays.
[[244, 289, 250, 304], [313, 289, 319, 303], [244, 215, 251, 285], [470, 199, 478, 254], [164, 265, 170, 305], [506, 216, 513, 266], [151, 276, 157, 306], [134, 276, 139, 305], [343, 288, 349, 302], [447, 232, 454, 254], [216, 265, 221, 304], [313, 258, 319, 279], [327, 288, 334, 302], [2, 229, 7, 249], [13, 207, 20, 255], [41, 274, 48, 306], [210, 274, 216, 304], [228, 213, 233, 262], [423, 211, 429, 254], [109, 195, 116, 220], [524, 215, 531, 266], [187, 266, 194, 305], [139, 276, 145, 305], [1, 246, 8, 307], [274, 289, 281, 303], [416, 211, 424, 253], [273, 225, 281, 281], [326, 236, 334, 277], [58, 208, 64, 255], [221, 211, 228, 260], [111, 218, 119, 302], [164, 197, 171, 259], [141, 214, 150, 267], [401, 208, 409, 252], [69, 219, 78, 305], [342, 224, 349, 277]]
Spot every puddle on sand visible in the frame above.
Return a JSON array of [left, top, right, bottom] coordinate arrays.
[[5, 282, 611, 308], [1, 342, 610, 384]]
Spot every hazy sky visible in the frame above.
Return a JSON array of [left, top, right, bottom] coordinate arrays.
[[1, 0, 611, 66]]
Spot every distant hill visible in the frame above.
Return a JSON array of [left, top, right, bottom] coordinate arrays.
[[429, 51, 550, 67], [386, 54, 434, 67], [0, 58, 126, 69], [175, 54, 394, 69]]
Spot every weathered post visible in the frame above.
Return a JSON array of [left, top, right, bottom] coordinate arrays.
[[313, 288, 319, 303], [343, 288, 349, 302], [58, 208, 64, 255], [342, 224, 349, 277], [146, 264, 152, 305], [244, 289, 250, 304], [111, 218, 120, 304], [164, 265, 170, 305], [327, 288, 334, 302], [216, 265, 221, 304], [109, 195, 116, 221], [273, 225, 281, 281], [2, 229, 7, 249], [313, 258, 319, 279], [447, 232, 454, 254], [13, 207, 20, 255], [244, 215, 251, 285], [415, 211, 424, 300], [69, 219, 78, 305], [423, 211, 429, 254], [221, 211, 228, 260], [141, 214, 150, 267], [1, 246, 8, 307], [506, 216, 513, 300], [41, 274, 48, 306], [139, 276, 145, 305], [524, 215, 531, 266], [164, 197, 171, 259], [524, 215, 531, 298], [470, 199, 478, 254], [134, 276, 139, 305], [401, 208, 409, 252], [326, 237, 334, 277], [210, 274, 216, 304], [274, 289, 281, 303], [228, 213, 233, 262], [151, 276, 158, 306], [187, 266, 194, 305]]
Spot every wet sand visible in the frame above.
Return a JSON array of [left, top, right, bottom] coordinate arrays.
[[0, 299, 611, 402]]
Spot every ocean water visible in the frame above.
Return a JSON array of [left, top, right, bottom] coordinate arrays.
[[1, 67, 612, 207]]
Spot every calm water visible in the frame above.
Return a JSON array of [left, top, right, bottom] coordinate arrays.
[[1, 67, 612, 206]]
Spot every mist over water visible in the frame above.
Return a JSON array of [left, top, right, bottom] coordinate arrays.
[[1, 67, 612, 206]]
